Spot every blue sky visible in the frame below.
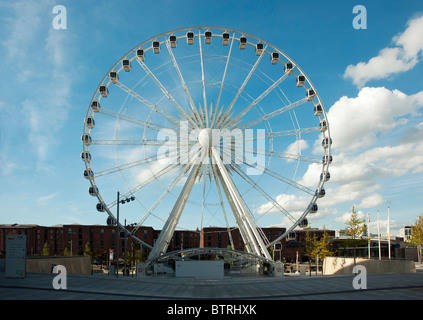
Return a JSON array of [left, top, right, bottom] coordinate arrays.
[[1, 0, 423, 237]]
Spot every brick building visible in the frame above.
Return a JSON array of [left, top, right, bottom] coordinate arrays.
[[0, 223, 334, 262]]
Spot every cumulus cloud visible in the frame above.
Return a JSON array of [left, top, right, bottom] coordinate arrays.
[[344, 14, 423, 87], [295, 84, 423, 224], [326, 87, 423, 152]]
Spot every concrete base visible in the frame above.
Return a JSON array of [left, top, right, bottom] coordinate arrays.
[[323, 257, 416, 275], [175, 261, 224, 280], [26, 256, 92, 274]]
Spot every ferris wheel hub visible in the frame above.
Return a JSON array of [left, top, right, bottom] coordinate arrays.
[[198, 128, 219, 148]]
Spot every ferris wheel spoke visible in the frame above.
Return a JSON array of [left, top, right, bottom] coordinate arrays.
[[113, 81, 180, 127], [225, 155, 298, 224], [131, 163, 192, 236], [135, 57, 198, 130], [210, 163, 235, 249], [98, 108, 176, 135], [223, 72, 290, 130], [107, 161, 180, 209], [93, 148, 180, 178], [241, 145, 322, 164], [216, 44, 268, 129], [164, 37, 201, 122], [91, 139, 178, 146], [210, 146, 272, 259], [148, 147, 207, 259], [230, 97, 308, 131], [224, 145, 314, 195], [259, 164, 314, 195], [215, 32, 235, 113], [241, 126, 321, 142], [198, 30, 208, 124]]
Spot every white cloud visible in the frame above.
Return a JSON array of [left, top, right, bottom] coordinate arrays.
[[344, 14, 423, 87], [284, 139, 309, 162], [334, 209, 366, 224], [326, 87, 423, 152], [37, 192, 58, 204], [359, 193, 384, 209]]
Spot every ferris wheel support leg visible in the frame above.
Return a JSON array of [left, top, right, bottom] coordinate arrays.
[[211, 147, 272, 261], [147, 150, 206, 261]]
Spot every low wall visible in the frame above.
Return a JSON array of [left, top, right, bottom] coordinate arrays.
[[26, 256, 92, 274], [175, 261, 224, 280], [323, 257, 416, 275]]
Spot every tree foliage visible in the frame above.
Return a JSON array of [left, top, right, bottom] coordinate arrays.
[[42, 242, 50, 256], [303, 226, 335, 261], [408, 215, 423, 264], [345, 206, 367, 240]]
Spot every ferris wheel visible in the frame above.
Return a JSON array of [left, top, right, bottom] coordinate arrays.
[[82, 27, 332, 262]]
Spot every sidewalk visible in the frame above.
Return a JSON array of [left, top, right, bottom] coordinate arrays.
[[1, 269, 423, 300]]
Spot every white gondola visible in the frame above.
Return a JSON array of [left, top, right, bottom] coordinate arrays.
[[169, 34, 177, 48], [152, 40, 160, 54], [96, 202, 106, 212], [315, 188, 326, 198], [319, 119, 327, 132], [122, 59, 131, 72], [186, 31, 194, 45], [81, 151, 91, 163], [320, 171, 330, 182], [255, 43, 264, 56], [85, 116, 95, 129], [222, 31, 230, 45], [308, 203, 318, 214], [136, 49, 145, 61], [89, 185, 98, 196], [109, 71, 118, 84], [285, 61, 293, 75], [287, 232, 296, 240], [296, 74, 305, 87], [91, 100, 100, 113], [306, 88, 315, 101], [204, 30, 212, 44], [239, 35, 247, 49], [313, 104, 322, 116], [106, 216, 115, 226], [99, 85, 108, 97], [83, 169, 94, 180], [322, 155, 333, 164], [271, 51, 279, 64], [300, 218, 308, 228], [322, 137, 332, 149], [81, 134, 92, 146]]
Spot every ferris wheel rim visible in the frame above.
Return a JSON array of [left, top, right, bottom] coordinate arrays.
[[82, 26, 332, 261]]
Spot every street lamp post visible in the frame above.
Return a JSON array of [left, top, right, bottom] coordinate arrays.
[[116, 191, 135, 278]]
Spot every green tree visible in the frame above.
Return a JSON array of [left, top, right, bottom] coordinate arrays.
[[304, 227, 335, 264], [408, 216, 423, 264], [42, 242, 50, 256], [84, 242, 92, 258], [63, 247, 71, 256], [345, 206, 367, 266]]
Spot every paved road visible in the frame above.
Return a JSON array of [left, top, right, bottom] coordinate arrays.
[[1, 270, 423, 300]]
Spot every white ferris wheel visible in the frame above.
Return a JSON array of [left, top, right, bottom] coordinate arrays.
[[82, 27, 332, 263]]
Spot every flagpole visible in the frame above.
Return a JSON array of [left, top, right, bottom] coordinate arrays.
[[377, 210, 381, 260], [367, 213, 371, 259], [387, 206, 391, 260]]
